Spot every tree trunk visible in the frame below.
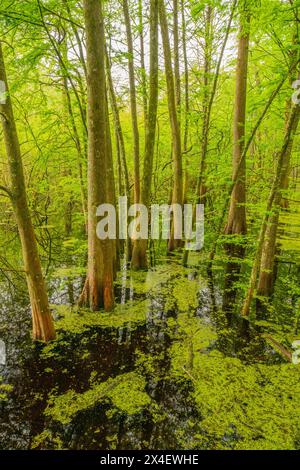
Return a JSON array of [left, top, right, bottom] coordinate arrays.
[[79, 0, 115, 312], [105, 89, 118, 274], [196, 5, 213, 206], [242, 100, 300, 317], [106, 47, 132, 260], [173, 0, 181, 116], [0, 42, 55, 342], [208, 48, 294, 270], [225, 1, 250, 241], [106, 49, 130, 200], [64, 197, 75, 305], [223, 1, 250, 316], [181, 0, 190, 204], [257, 31, 300, 301], [138, 0, 148, 134], [256, 213, 279, 299], [159, 0, 183, 252], [122, 0, 140, 205], [131, 0, 159, 269]]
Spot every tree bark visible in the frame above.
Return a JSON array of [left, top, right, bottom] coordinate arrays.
[[181, 0, 190, 204], [242, 100, 300, 317], [138, 0, 148, 134], [197, 5, 213, 206], [159, 0, 183, 251], [257, 31, 300, 301], [173, 0, 181, 116], [0, 42, 55, 342], [223, 1, 250, 316], [79, 0, 115, 312], [131, 0, 159, 269], [122, 0, 140, 205], [225, 1, 250, 241], [106, 47, 132, 260], [106, 49, 130, 200]]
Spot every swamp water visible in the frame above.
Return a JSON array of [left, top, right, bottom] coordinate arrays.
[[0, 261, 300, 450]]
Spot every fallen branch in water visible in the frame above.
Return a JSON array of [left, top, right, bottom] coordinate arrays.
[[263, 334, 292, 362]]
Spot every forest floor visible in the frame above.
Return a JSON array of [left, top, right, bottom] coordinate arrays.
[[0, 256, 300, 450]]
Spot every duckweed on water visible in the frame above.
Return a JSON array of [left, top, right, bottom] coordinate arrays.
[[168, 315, 300, 450], [115, 263, 201, 305], [2, 259, 299, 450], [52, 299, 149, 334], [45, 372, 151, 425]]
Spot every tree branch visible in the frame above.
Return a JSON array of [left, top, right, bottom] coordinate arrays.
[[0, 184, 14, 199]]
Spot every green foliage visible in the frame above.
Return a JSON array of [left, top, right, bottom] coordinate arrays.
[[0, 377, 13, 401], [0, 0, 300, 452], [43, 300, 149, 347], [45, 372, 151, 425], [169, 316, 300, 450]]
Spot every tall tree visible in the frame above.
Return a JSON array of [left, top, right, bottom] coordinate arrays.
[[173, 0, 181, 115], [181, 0, 189, 154], [79, 0, 115, 311], [225, 0, 250, 243], [138, 0, 148, 133], [242, 97, 300, 317], [106, 50, 130, 202], [197, 4, 213, 205], [223, 0, 250, 314], [257, 30, 300, 301], [0, 42, 55, 342], [131, 0, 159, 269], [159, 0, 183, 251], [181, 0, 190, 205], [122, 0, 140, 205]]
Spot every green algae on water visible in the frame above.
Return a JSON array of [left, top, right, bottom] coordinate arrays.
[[45, 372, 151, 425]]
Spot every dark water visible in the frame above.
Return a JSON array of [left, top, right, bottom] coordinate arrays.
[[0, 264, 287, 450]]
